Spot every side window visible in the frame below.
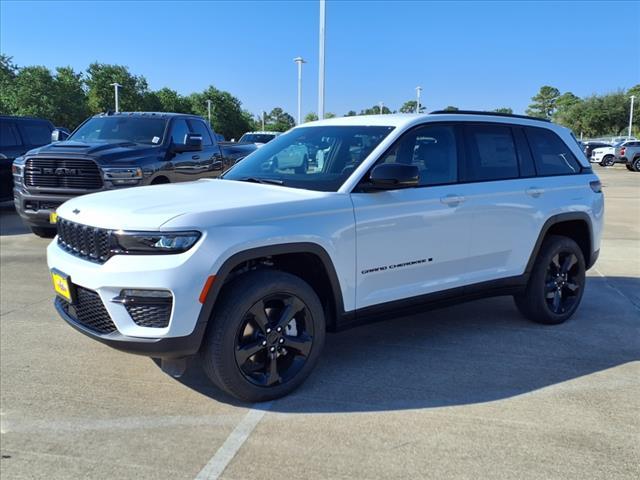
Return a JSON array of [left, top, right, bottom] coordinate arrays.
[[187, 120, 213, 146], [378, 124, 458, 186], [462, 124, 519, 182], [0, 121, 22, 147], [170, 119, 190, 145], [19, 121, 52, 146], [525, 127, 581, 175]]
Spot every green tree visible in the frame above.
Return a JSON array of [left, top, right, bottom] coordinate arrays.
[[442, 106, 459, 112], [52, 66, 89, 128], [493, 107, 513, 114], [8, 66, 57, 120], [264, 107, 295, 132], [0, 54, 18, 114], [399, 100, 425, 113], [324, 112, 336, 119], [526, 86, 560, 119], [85, 63, 150, 113], [344, 110, 357, 117], [153, 87, 192, 113], [360, 105, 391, 115], [189, 86, 253, 140], [304, 112, 318, 122]]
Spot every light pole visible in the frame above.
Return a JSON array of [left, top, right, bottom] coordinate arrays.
[[415, 86, 422, 114], [379, 101, 384, 115], [294, 57, 306, 124], [318, 0, 326, 119], [206, 99, 212, 124], [628, 95, 636, 138], [261, 111, 265, 131], [110, 82, 122, 113]]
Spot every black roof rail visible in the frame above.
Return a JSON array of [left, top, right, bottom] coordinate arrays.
[[429, 110, 551, 123]]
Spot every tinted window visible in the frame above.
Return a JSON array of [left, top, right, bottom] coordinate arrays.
[[71, 117, 167, 145], [378, 124, 458, 186], [462, 124, 519, 182], [19, 121, 52, 146], [224, 126, 394, 192], [239, 134, 277, 143], [0, 121, 21, 147], [525, 127, 581, 175], [187, 120, 213, 146], [170, 119, 190, 145]]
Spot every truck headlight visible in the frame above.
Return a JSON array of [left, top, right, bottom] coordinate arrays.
[[112, 231, 201, 254], [103, 167, 143, 186]]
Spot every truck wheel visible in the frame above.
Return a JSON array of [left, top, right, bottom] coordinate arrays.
[[30, 226, 57, 238], [202, 270, 326, 402], [514, 235, 585, 325], [600, 155, 614, 167]]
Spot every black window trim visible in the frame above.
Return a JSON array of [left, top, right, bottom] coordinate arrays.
[[523, 125, 585, 178]]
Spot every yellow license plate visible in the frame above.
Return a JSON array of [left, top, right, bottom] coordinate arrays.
[[51, 270, 72, 302], [49, 212, 58, 224]]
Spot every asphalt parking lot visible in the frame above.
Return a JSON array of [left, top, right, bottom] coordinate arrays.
[[1, 166, 638, 480]]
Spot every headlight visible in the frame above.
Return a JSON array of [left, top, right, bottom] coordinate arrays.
[[103, 167, 143, 186], [112, 231, 201, 254]]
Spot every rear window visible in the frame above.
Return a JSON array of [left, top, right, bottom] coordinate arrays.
[[462, 124, 519, 181], [525, 127, 581, 176], [19, 121, 52, 146], [187, 120, 213, 146], [0, 121, 21, 147]]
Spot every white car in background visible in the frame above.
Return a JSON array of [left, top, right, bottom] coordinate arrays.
[[238, 131, 281, 147], [591, 140, 632, 167]]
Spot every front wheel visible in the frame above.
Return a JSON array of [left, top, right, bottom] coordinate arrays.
[[514, 235, 586, 325], [202, 270, 325, 402], [600, 155, 615, 167], [632, 158, 640, 172], [627, 164, 635, 171]]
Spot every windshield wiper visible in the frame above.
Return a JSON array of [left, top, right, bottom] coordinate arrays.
[[239, 177, 285, 185]]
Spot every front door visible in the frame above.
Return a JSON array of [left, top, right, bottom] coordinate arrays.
[[351, 123, 472, 309]]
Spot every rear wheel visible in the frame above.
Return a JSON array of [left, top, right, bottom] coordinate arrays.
[[632, 157, 640, 172], [30, 226, 56, 238], [626, 164, 635, 171], [202, 270, 325, 402], [600, 155, 615, 167], [514, 235, 585, 325]]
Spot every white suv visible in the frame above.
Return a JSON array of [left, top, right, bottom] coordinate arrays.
[[47, 112, 604, 402]]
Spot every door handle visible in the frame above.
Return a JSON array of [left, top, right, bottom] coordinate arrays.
[[440, 194, 465, 206], [192, 155, 200, 160], [525, 187, 544, 198]]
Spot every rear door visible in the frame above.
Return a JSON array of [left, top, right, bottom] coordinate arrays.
[[17, 119, 53, 150], [168, 118, 202, 181], [351, 123, 473, 309], [187, 119, 225, 177]]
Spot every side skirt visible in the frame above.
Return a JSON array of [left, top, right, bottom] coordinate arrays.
[[335, 275, 528, 331]]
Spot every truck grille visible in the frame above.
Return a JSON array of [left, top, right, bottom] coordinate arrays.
[[25, 158, 103, 190], [57, 287, 117, 335], [57, 218, 111, 263]]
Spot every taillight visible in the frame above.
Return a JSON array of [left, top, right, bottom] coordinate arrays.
[[590, 180, 602, 193], [620, 147, 626, 156]]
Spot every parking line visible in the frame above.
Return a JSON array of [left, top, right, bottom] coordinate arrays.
[[195, 403, 271, 480]]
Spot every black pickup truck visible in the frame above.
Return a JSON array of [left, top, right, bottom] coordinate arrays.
[[12, 112, 256, 236]]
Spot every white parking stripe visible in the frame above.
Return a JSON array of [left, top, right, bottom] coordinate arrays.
[[195, 403, 271, 480]]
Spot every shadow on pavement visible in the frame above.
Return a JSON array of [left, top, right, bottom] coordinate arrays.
[[171, 276, 640, 412], [0, 206, 30, 236]]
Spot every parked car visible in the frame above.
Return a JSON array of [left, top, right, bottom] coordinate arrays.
[[238, 131, 281, 146], [46, 111, 603, 402], [614, 140, 640, 171], [0, 116, 56, 205], [590, 141, 627, 166], [12, 112, 257, 237], [582, 141, 611, 161]]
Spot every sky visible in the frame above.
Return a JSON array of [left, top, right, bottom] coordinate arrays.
[[1, 0, 639, 119]]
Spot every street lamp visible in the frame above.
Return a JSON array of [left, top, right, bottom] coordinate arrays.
[[318, 0, 326, 120], [110, 82, 122, 113], [629, 95, 636, 138], [415, 86, 422, 114], [294, 57, 307, 124], [206, 99, 212, 124], [261, 111, 265, 131], [379, 101, 384, 115]]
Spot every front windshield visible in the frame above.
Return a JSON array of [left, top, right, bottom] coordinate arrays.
[[70, 117, 167, 145], [240, 134, 277, 143], [224, 125, 395, 192]]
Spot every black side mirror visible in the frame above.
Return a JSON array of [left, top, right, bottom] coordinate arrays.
[[174, 133, 203, 153], [368, 163, 420, 189], [51, 129, 70, 142]]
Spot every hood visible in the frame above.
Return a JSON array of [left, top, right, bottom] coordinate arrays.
[[592, 146, 614, 154], [26, 140, 160, 164], [56, 179, 329, 231]]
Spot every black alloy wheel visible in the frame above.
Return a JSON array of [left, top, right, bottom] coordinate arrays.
[[544, 252, 581, 315], [234, 294, 314, 387]]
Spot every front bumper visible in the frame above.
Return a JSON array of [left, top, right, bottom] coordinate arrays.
[[47, 233, 215, 357], [14, 188, 74, 227]]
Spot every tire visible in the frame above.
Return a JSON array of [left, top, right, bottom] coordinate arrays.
[[514, 235, 586, 325], [600, 155, 615, 167], [632, 157, 640, 172], [30, 226, 56, 238], [202, 270, 326, 402], [151, 176, 170, 185], [627, 164, 635, 171]]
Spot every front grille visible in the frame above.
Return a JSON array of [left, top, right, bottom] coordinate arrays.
[[57, 287, 117, 335], [57, 218, 111, 263], [125, 303, 172, 328], [25, 158, 103, 190]]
